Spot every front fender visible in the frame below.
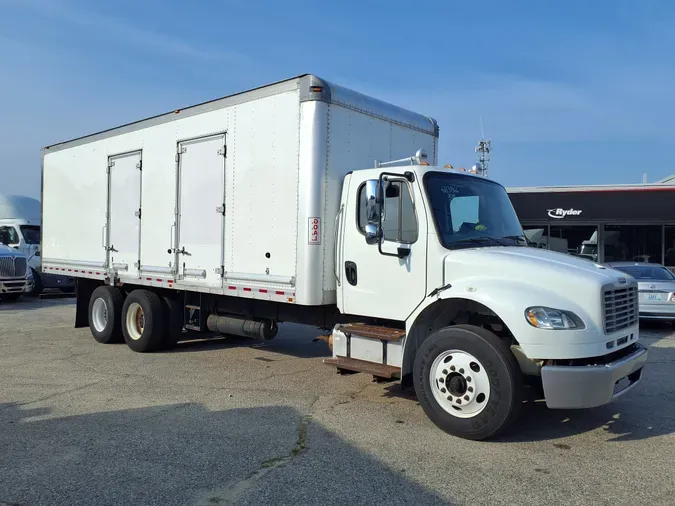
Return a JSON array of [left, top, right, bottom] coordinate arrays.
[[405, 276, 621, 364]]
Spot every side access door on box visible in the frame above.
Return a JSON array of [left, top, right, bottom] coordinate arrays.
[[106, 150, 143, 278], [173, 133, 227, 288]]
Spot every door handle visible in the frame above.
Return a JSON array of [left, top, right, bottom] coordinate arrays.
[[345, 261, 357, 286]]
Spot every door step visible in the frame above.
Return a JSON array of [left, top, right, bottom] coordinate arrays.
[[323, 356, 401, 379], [334, 323, 405, 342]]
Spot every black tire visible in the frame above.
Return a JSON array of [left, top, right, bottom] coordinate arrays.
[[88, 286, 124, 344], [162, 296, 184, 349], [30, 269, 43, 297], [122, 289, 166, 353], [413, 324, 523, 441]]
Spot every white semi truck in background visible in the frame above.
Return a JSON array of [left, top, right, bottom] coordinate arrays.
[[41, 74, 647, 440], [0, 195, 75, 295]]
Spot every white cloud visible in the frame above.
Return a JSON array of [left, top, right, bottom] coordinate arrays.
[[0, 0, 246, 63]]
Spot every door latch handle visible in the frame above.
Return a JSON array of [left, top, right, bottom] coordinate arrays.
[[107, 245, 118, 253], [344, 261, 357, 286]]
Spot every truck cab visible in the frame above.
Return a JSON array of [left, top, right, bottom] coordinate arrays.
[[331, 153, 647, 439]]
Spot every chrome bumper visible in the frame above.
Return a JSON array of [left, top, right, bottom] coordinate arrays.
[[0, 279, 33, 294], [541, 344, 648, 409]]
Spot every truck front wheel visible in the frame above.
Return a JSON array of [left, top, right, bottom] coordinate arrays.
[[122, 289, 166, 353], [413, 324, 523, 441], [88, 286, 124, 344]]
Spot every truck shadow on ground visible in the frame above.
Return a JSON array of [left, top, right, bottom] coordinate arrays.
[[0, 296, 74, 312], [168, 322, 332, 359], [383, 343, 675, 444], [0, 402, 450, 506]]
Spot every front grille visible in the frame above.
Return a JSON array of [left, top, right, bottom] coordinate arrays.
[[14, 256, 26, 277], [0, 257, 14, 277], [0, 256, 26, 278], [603, 284, 639, 334]]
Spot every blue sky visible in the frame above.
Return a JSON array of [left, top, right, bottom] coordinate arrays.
[[1, 0, 674, 198]]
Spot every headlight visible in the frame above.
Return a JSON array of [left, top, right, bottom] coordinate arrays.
[[525, 307, 585, 330]]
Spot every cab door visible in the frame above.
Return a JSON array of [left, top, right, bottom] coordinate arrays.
[[339, 173, 428, 321]]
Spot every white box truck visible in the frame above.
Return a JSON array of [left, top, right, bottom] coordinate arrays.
[[41, 74, 648, 440]]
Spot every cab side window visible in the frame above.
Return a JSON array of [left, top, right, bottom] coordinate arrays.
[[0, 226, 19, 245], [358, 181, 418, 243]]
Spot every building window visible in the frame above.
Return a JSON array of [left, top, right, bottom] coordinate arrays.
[[524, 226, 551, 250], [358, 181, 418, 243], [550, 225, 598, 260], [603, 225, 662, 264], [665, 226, 675, 268], [523, 225, 599, 260]]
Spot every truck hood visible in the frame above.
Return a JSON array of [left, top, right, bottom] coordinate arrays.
[[0, 244, 27, 258], [440, 245, 638, 360], [444, 245, 629, 298]]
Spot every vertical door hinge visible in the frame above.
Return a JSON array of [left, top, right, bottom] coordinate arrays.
[[217, 146, 226, 157], [107, 160, 114, 173], [215, 267, 224, 275], [136, 161, 142, 170], [135, 208, 142, 218], [216, 204, 225, 215], [133, 261, 140, 269]]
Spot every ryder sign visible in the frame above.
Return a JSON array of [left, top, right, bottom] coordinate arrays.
[[547, 208, 583, 219]]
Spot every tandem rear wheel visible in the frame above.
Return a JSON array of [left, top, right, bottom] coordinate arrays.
[[88, 286, 182, 352], [413, 324, 523, 441]]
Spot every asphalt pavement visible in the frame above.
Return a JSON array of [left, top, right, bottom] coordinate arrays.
[[1, 297, 674, 506]]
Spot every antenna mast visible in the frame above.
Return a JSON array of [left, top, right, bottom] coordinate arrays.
[[474, 116, 491, 177]]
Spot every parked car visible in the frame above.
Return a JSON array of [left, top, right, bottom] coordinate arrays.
[[606, 262, 675, 321], [0, 243, 34, 301]]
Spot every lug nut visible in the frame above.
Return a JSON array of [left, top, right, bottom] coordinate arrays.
[[464, 395, 469, 401], [468, 387, 474, 393], [456, 399, 462, 405], [466, 376, 471, 383], [442, 369, 448, 375], [439, 377, 444, 383], [447, 396, 452, 401], [459, 368, 465, 374], [440, 388, 446, 393], [450, 366, 456, 371]]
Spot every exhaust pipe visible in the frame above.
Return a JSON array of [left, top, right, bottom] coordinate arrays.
[[206, 315, 278, 340]]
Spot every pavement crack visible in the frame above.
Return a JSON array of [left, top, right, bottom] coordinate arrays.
[[197, 396, 319, 505]]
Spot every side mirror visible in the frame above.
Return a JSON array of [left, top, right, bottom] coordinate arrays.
[[385, 182, 400, 198], [364, 180, 381, 226], [365, 224, 379, 245]]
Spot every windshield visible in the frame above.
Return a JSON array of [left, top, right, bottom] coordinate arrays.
[[20, 225, 40, 244], [424, 172, 526, 249], [614, 265, 675, 281]]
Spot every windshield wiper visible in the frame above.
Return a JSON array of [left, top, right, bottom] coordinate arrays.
[[502, 235, 528, 245], [451, 236, 507, 247]]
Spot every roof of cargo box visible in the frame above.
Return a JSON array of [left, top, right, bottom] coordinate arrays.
[[42, 74, 438, 153]]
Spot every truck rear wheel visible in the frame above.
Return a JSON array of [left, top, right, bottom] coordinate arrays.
[[88, 286, 124, 344], [413, 324, 523, 441], [122, 289, 166, 353]]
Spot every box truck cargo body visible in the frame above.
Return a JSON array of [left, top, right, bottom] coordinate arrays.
[[42, 75, 437, 307], [42, 75, 648, 440]]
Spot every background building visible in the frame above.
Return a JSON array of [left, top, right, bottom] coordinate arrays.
[[508, 175, 675, 270]]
